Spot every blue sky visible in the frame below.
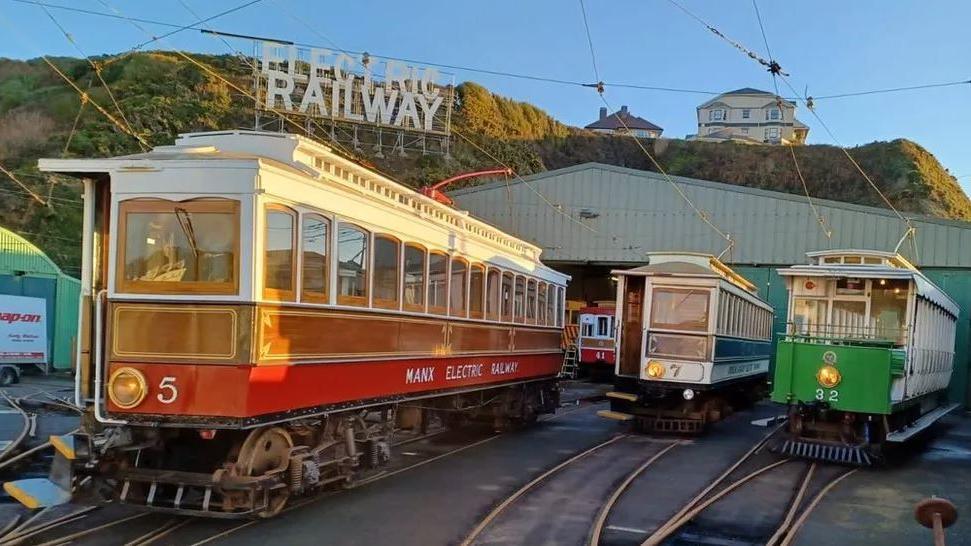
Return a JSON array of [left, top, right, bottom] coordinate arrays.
[[2, 0, 970, 196]]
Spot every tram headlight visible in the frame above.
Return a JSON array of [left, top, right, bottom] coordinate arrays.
[[646, 361, 665, 379], [108, 367, 147, 409], [682, 389, 695, 401], [816, 365, 841, 389]]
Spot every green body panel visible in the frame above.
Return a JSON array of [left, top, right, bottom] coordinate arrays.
[[771, 340, 896, 414]]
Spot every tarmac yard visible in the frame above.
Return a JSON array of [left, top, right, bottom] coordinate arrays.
[[0, 376, 968, 546]]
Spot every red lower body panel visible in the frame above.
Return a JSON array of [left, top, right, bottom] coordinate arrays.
[[579, 348, 615, 365], [107, 353, 561, 419]]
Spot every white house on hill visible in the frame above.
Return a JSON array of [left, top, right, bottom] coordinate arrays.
[[691, 88, 809, 145]]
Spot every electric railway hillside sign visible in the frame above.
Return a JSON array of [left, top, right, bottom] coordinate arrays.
[[255, 41, 453, 156]]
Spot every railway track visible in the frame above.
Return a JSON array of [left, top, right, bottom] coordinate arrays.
[[639, 448, 857, 546], [0, 399, 605, 546]]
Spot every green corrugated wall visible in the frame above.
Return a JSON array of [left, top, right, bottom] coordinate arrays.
[[0, 228, 79, 371], [733, 264, 971, 405]]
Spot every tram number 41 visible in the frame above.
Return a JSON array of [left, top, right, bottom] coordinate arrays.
[[815, 388, 838, 403], [158, 376, 178, 404]]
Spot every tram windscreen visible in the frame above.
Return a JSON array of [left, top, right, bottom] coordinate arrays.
[[650, 287, 710, 332], [119, 199, 237, 293]]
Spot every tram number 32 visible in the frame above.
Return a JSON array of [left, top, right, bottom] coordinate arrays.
[[158, 377, 178, 404], [815, 388, 838, 403]]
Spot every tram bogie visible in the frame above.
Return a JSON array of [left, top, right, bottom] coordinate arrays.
[[771, 250, 960, 465], [3, 131, 569, 517], [599, 253, 773, 432]]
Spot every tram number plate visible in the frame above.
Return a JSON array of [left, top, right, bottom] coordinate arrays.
[[815, 388, 838, 403]]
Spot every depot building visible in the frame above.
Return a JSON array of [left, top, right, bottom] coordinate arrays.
[[450, 163, 971, 405]]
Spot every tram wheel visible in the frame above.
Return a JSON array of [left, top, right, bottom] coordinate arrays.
[[234, 426, 294, 518]]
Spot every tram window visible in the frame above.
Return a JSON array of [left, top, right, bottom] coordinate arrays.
[[337, 223, 368, 306], [264, 206, 296, 301], [469, 264, 485, 319], [450, 258, 468, 317], [843, 256, 862, 264], [871, 279, 908, 343], [514, 276, 526, 323], [792, 298, 826, 335], [501, 272, 514, 322], [597, 316, 609, 337], [831, 300, 867, 337], [486, 268, 501, 320], [651, 288, 709, 332], [118, 198, 239, 294], [373, 235, 400, 309], [547, 284, 556, 326], [526, 279, 537, 323], [300, 214, 329, 303], [403, 244, 426, 312], [537, 282, 547, 325], [428, 252, 448, 314]]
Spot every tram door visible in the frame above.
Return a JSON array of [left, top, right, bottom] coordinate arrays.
[[618, 277, 644, 377], [78, 176, 111, 401]]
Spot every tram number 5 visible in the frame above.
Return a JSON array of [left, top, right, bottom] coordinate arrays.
[[815, 388, 838, 403], [157, 377, 178, 404]]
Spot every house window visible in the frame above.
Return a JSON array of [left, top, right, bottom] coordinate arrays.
[[742, 109, 750, 119], [709, 109, 725, 121], [768, 108, 781, 120], [740, 127, 749, 135], [766, 127, 780, 140]]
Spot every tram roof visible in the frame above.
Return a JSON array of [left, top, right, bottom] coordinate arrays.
[[612, 252, 760, 294], [779, 249, 959, 315]]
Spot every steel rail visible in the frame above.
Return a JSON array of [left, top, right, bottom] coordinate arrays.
[[460, 433, 629, 546], [29, 513, 151, 546], [778, 468, 858, 546], [642, 422, 785, 543], [588, 441, 681, 546], [766, 463, 817, 546], [0, 393, 31, 463], [1, 506, 99, 545], [123, 518, 190, 546], [641, 458, 793, 546]]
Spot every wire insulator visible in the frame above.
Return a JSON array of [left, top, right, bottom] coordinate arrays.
[[595, 81, 605, 94]]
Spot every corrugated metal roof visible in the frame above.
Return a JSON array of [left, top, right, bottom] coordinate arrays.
[[0, 227, 63, 276], [450, 163, 971, 268]]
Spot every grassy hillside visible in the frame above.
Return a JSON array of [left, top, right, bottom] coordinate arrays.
[[0, 53, 969, 275]]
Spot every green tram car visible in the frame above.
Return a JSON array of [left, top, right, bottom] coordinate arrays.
[[772, 250, 959, 465]]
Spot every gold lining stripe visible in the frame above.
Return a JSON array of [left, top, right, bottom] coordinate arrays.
[[112, 305, 238, 360]]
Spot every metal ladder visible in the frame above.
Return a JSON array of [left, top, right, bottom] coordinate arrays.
[[560, 344, 579, 379]]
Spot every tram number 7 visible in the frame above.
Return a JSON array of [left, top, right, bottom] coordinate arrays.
[[669, 364, 681, 378], [158, 377, 178, 404], [815, 388, 838, 403]]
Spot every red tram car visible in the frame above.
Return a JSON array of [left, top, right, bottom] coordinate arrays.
[[577, 307, 616, 374], [5, 131, 569, 517]]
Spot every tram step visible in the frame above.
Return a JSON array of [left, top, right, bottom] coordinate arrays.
[[886, 403, 959, 443], [597, 410, 635, 421], [3, 478, 71, 509], [605, 391, 638, 402]]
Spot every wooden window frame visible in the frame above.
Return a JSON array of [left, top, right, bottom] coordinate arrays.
[[486, 267, 501, 321], [263, 203, 298, 302], [449, 257, 469, 318], [514, 275, 526, 324], [469, 263, 486, 320], [501, 272, 514, 322], [428, 251, 449, 315], [372, 234, 401, 310], [300, 212, 330, 304], [403, 243, 427, 313], [116, 198, 240, 295], [537, 281, 547, 326], [526, 278, 537, 324], [336, 222, 370, 307]]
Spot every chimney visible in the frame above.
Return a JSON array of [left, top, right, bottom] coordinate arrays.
[[620, 105, 629, 115], [599, 107, 607, 120]]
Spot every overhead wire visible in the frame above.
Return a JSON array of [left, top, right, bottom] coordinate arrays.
[[672, 0, 915, 254], [269, 0, 601, 235], [576, 0, 734, 258], [750, 0, 831, 241], [0, 162, 47, 206], [38, 4, 147, 152]]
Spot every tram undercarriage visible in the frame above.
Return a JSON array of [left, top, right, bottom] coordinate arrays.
[[604, 376, 764, 434], [72, 381, 558, 518]]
